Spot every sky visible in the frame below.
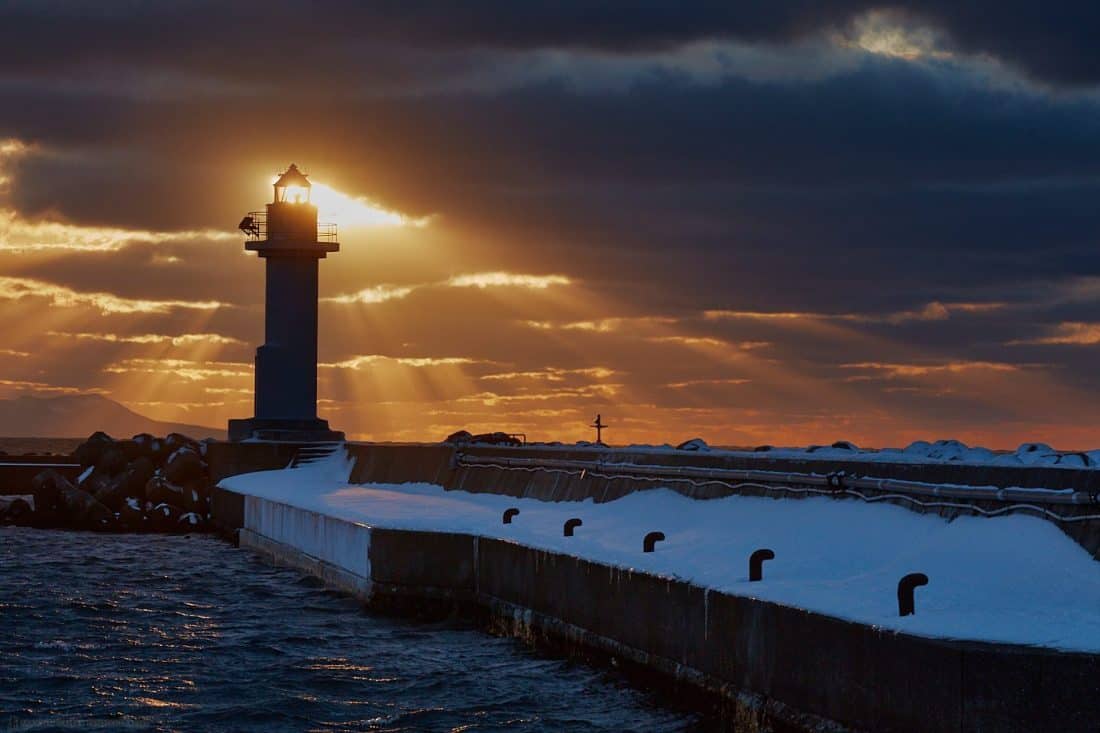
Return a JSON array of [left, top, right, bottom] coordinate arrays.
[[1, 2, 1099, 447]]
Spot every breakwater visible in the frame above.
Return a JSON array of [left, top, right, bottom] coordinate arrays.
[[11, 437, 1100, 730], [203, 441, 1100, 556], [1, 432, 217, 532], [212, 485, 1100, 732]]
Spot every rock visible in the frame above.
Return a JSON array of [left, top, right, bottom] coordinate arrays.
[[117, 457, 155, 497], [925, 439, 968, 461], [81, 466, 115, 496], [149, 438, 170, 466], [753, 445, 774, 452], [180, 479, 211, 513], [57, 486, 114, 530], [73, 431, 116, 469], [830, 441, 859, 451], [444, 430, 473, 445], [1056, 452, 1090, 468], [165, 433, 200, 455], [95, 447, 128, 476], [95, 458, 154, 512], [7, 498, 32, 525], [1016, 442, 1058, 465], [676, 438, 709, 451], [114, 497, 146, 530], [164, 448, 205, 484], [150, 502, 183, 531], [121, 434, 155, 461], [91, 457, 154, 508], [31, 469, 74, 516], [177, 512, 205, 531], [146, 476, 186, 507], [470, 432, 523, 447]]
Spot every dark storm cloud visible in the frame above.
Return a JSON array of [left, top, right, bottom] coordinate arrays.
[[2, 2, 1099, 85]]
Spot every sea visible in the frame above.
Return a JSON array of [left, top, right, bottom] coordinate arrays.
[[0, 526, 702, 732]]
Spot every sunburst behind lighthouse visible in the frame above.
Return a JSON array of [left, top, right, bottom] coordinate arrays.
[[228, 164, 344, 442]]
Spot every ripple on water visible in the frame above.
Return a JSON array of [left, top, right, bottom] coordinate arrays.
[[0, 527, 702, 732]]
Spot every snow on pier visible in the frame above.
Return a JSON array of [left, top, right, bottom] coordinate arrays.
[[221, 449, 1100, 653]]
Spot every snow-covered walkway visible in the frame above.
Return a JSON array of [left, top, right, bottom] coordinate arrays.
[[222, 453, 1100, 653]]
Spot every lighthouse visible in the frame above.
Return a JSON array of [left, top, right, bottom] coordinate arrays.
[[228, 164, 344, 442]]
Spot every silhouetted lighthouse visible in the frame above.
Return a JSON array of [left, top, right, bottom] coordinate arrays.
[[229, 164, 344, 442]]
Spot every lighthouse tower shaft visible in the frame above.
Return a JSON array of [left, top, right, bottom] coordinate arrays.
[[228, 165, 344, 442], [256, 234, 322, 420]]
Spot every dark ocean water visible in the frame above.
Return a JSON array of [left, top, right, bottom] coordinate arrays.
[[0, 527, 698, 732]]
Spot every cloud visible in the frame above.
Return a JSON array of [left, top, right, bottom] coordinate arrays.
[[481, 366, 617, 381], [523, 316, 678, 332], [446, 272, 571, 289], [324, 272, 573, 305], [3, 3, 1098, 85], [704, 301, 1004, 325], [840, 361, 1022, 379], [322, 355, 480, 369], [0, 378, 105, 395], [0, 276, 225, 314], [666, 377, 751, 388], [322, 285, 415, 305], [1009, 322, 1100, 346], [0, 209, 233, 253], [46, 331, 242, 346], [103, 358, 251, 381]]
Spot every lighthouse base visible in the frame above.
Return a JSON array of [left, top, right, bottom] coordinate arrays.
[[228, 417, 345, 443]]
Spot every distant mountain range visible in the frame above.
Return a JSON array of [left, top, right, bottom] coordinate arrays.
[[0, 394, 226, 440]]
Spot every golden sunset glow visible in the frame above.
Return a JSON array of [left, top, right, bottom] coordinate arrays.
[[308, 181, 426, 230], [0, 4, 1098, 452]]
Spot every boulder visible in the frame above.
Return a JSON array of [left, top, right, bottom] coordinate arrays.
[[114, 497, 146, 530], [177, 512, 206, 531], [116, 457, 155, 498], [149, 438, 171, 466], [73, 431, 116, 469], [57, 485, 114, 530], [31, 469, 74, 516], [95, 459, 153, 512], [146, 476, 186, 507], [80, 466, 115, 496], [180, 479, 211, 513], [150, 502, 183, 531], [164, 448, 205, 484], [444, 430, 473, 445], [95, 447, 128, 476], [470, 431, 523, 447], [165, 432, 201, 455], [676, 438, 710, 451], [7, 498, 32, 525]]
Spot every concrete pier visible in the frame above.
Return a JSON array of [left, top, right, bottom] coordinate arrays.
[[214, 481, 1100, 733]]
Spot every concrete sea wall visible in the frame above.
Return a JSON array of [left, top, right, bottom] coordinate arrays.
[[205, 441, 1100, 557], [0, 457, 80, 495], [215, 485, 1100, 733]]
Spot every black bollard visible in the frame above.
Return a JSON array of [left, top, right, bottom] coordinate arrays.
[[563, 518, 583, 536], [502, 507, 520, 524], [749, 548, 775, 581], [897, 573, 929, 616], [643, 531, 665, 553]]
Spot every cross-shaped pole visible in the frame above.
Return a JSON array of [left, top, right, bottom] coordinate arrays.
[[590, 413, 607, 445]]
